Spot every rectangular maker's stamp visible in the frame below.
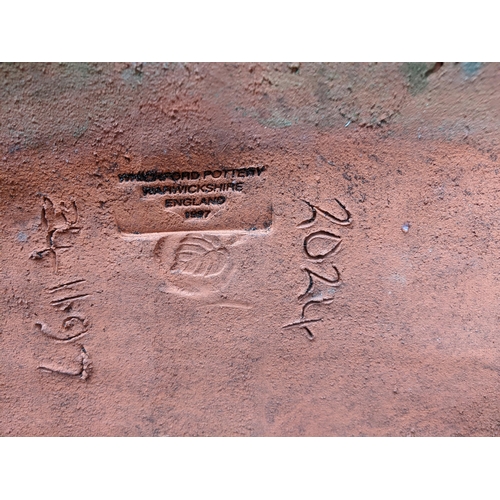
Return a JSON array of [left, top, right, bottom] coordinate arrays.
[[113, 164, 272, 234]]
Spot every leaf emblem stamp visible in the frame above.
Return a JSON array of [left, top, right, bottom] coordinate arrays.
[[154, 232, 241, 297], [171, 235, 229, 277]]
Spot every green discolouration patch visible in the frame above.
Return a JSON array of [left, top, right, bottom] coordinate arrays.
[[461, 62, 483, 77], [73, 122, 89, 140], [258, 113, 293, 128], [121, 63, 145, 86], [237, 105, 294, 129], [60, 62, 103, 77], [401, 62, 433, 95]]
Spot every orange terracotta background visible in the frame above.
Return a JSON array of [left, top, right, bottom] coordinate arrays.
[[1, 62, 500, 436]]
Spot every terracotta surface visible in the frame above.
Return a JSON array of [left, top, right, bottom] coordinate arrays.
[[1, 62, 500, 436]]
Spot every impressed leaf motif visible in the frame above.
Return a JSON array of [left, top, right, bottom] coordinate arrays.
[[170, 235, 228, 277]]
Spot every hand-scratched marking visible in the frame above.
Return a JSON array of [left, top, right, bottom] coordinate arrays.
[[283, 319, 322, 341], [303, 231, 342, 260], [284, 198, 351, 340], [302, 326, 315, 340], [35, 316, 89, 343], [30, 197, 81, 272], [282, 318, 323, 329], [298, 264, 341, 300], [297, 199, 352, 228], [38, 346, 92, 380], [301, 297, 335, 319], [48, 279, 86, 293], [49, 294, 90, 312], [46, 280, 90, 311], [30, 199, 93, 379]]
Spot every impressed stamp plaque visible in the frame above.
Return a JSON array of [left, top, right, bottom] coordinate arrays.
[[113, 163, 272, 234]]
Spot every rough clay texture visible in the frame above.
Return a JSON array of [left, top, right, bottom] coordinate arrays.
[[1, 62, 500, 436]]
